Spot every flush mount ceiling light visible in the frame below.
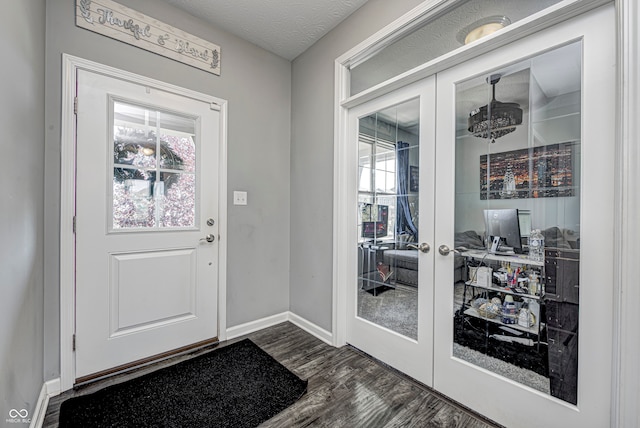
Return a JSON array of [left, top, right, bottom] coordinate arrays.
[[457, 16, 511, 45], [468, 74, 523, 143]]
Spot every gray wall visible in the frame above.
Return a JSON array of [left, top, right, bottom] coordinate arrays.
[[0, 0, 46, 422], [44, 0, 292, 379], [290, 0, 425, 331]]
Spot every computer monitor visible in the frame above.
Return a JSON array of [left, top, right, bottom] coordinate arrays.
[[518, 210, 532, 238], [484, 208, 523, 254], [361, 203, 389, 239]]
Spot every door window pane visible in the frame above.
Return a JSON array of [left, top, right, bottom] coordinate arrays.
[[112, 101, 197, 230], [452, 42, 581, 404], [159, 112, 196, 172], [159, 171, 196, 228], [357, 98, 420, 340], [113, 169, 156, 228]]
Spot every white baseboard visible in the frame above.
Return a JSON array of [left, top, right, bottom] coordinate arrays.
[[225, 312, 334, 346], [29, 384, 47, 428], [29, 378, 60, 428], [45, 378, 61, 397], [288, 312, 333, 345], [226, 312, 289, 340]]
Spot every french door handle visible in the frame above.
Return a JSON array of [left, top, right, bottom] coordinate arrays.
[[438, 244, 460, 256], [408, 243, 430, 253]]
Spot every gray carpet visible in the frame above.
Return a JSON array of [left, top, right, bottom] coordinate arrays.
[[357, 282, 466, 340], [453, 343, 550, 394], [357, 282, 550, 393], [358, 284, 418, 339]]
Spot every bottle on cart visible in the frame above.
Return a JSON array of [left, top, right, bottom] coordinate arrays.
[[528, 229, 545, 262], [502, 295, 517, 324], [528, 272, 540, 296]]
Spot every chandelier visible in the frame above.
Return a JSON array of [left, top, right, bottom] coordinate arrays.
[[468, 74, 522, 143]]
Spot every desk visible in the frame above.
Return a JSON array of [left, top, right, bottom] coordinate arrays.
[[460, 249, 544, 268]]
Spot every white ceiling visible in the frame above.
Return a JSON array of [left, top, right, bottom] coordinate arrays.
[[163, 0, 370, 60]]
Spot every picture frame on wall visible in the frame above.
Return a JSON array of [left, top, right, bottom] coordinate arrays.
[[480, 142, 578, 200]]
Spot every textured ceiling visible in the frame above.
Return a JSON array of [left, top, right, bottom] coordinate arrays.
[[163, 0, 370, 60]]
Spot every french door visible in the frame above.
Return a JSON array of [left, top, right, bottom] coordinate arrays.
[[75, 69, 220, 381], [346, 6, 615, 427], [347, 76, 436, 386]]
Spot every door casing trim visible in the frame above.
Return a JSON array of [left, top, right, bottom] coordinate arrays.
[[60, 53, 229, 392]]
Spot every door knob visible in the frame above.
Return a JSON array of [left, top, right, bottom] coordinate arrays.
[[407, 243, 430, 253], [438, 244, 460, 256], [200, 234, 215, 243]]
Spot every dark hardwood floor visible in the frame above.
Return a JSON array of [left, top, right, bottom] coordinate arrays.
[[44, 322, 502, 427]]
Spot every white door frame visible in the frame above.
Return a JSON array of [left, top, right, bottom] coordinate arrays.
[[333, 1, 639, 426], [59, 54, 228, 391]]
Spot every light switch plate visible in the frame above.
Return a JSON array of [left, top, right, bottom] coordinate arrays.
[[233, 191, 247, 205]]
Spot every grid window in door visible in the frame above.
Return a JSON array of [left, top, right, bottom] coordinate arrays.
[[111, 101, 198, 230]]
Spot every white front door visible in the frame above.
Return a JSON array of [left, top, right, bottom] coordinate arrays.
[[74, 69, 220, 381]]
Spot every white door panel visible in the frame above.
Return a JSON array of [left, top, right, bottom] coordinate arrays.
[[110, 248, 197, 334], [75, 70, 219, 379]]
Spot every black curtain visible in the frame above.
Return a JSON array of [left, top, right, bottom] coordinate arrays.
[[396, 141, 418, 240]]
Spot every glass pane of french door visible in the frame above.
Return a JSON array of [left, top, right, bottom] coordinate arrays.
[[452, 42, 581, 404], [357, 98, 420, 339]]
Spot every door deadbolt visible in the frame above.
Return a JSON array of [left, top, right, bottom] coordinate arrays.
[[207, 218, 215, 226]]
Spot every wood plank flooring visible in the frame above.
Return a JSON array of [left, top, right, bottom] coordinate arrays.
[[44, 322, 502, 427]]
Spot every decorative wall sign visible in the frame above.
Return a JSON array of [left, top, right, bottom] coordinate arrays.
[[480, 142, 578, 200], [76, 0, 221, 75]]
